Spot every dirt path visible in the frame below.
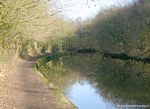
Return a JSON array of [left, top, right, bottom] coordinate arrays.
[[0, 57, 76, 109]]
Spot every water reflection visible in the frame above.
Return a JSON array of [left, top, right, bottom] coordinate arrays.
[[39, 54, 150, 109]]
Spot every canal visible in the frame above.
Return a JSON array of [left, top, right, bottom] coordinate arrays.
[[38, 53, 150, 109]]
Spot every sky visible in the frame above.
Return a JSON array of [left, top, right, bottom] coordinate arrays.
[[50, 0, 134, 21]]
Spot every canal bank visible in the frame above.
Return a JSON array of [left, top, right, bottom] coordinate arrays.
[[0, 53, 77, 109], [34, 53, 78, 109]]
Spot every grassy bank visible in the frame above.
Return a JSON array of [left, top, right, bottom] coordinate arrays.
[[34, 52, 78, 109], [36, 52, 75, 69]]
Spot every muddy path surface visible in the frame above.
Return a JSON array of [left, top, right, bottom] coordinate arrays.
[[0, 55, 76, 109]]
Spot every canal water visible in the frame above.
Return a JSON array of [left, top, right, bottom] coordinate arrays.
[[39, 53, 150, 109]]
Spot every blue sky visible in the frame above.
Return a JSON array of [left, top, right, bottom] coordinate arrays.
[[51, 0, 134, 20]]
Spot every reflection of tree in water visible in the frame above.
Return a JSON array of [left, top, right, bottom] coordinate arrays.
[[62, 54, 150, 106], [39, 57, 78, 95], [39, 54, 101, 95], [96, 59, 150, 105], [39, 54, 150, 106]]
